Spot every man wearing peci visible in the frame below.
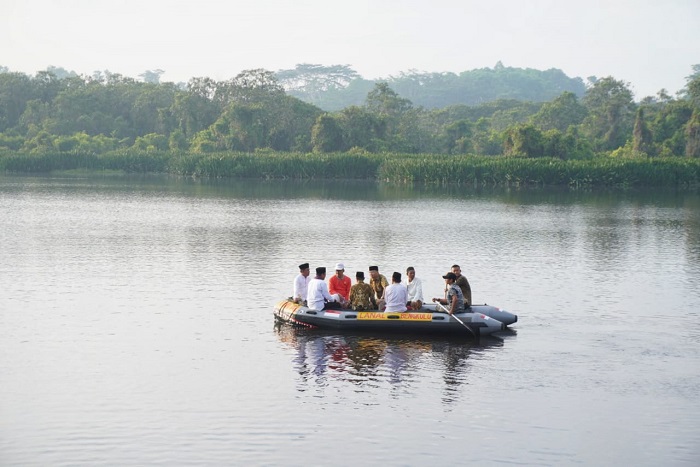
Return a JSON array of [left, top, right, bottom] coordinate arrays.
[[349, 271, 374, 311], [293, 262, 311, 304], [307, 267, 342, 311], [368, 266, 389, 311]]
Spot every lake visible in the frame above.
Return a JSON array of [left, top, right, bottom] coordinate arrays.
[[1, 174, 699, 466]]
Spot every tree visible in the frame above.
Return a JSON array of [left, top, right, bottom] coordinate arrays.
[[503, 124, 545, 157], [470, 118, 502, 155], [686, 110, 700, 158], [165, 79, 222, 137], [444, 120, 473, 154], [168, 129, 188, 150], [364, 82, 413, 150], [44, 66, 77, 80], [139, 69, 165, 84], [133, 132, 168, 150], [530, 91, 587, 132], [18, 99, 51, 131], [365, 82, 412, 117], [645, 100, 693, 156], [276, 64, 359, 104], [311, 114, 343, 152], [542, 129, 577, 160], [686, 69, 700, 109], [632, 108, 653, 155], [0, 73, 38, 132], [337, 106, 385, 151], [581, 77, 636, 151], [130, 83, 178, 136], [218, 69, 284, 105]]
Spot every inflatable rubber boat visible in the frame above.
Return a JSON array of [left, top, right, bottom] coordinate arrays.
[[273, 299, 517, 337]]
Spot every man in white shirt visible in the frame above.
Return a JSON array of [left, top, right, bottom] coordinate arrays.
[[383, 271, 408, 312], [307, 267, 341, 311], [405, 266, 424, 310], [293, 262, 311, 304]]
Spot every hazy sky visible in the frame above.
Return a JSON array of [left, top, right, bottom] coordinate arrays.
[[2, 0, 698, 99]]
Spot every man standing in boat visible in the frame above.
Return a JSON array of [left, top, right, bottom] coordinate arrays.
[[307, 267, 342, 310], [293, 262, 311, 304], [451, 264, 472, 306], [433, 272, 465, 315], [368, 266, 389, 310], [405, 266, 424, 310], [384, 272, 408, 312], [349, 271, 374, 311]]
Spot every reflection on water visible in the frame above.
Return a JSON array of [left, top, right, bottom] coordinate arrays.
[[274, 324, 510, 404]]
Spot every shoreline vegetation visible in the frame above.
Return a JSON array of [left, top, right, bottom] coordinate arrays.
[[1, 150, 699, 187], [2, 65, 699, 188]]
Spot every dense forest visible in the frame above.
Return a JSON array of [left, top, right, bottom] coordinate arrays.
[[1, 62, 699, 182]]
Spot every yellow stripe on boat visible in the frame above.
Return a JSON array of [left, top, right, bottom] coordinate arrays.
[[357, 312, 433, 321]]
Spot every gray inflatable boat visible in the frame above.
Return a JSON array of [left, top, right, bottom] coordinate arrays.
[[274, 299, 517, 337]]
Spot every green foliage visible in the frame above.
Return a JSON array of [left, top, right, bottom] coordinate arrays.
[[632, 108, 653, 155], [311, 114, 343, 152], [610, 141, 648, 159], [543, 129, 577, 160], [648, 100, 692, 155], [276, 64, 359, 105], [165, 151, 383, 179], [2, 149, 696, 188], [337, 106, 386, 151], [168, 129, 188, 151], [582, 77, 636, 151], [0, 133, 24, 150], [530, 91, 587, 131], [376, 154, 700, 187], [133, 133, 168, 151], [685, 110, 700, 158], [1, 64, 699, 166], [503, 125, 545, 157], [291, 64, 587, 111]]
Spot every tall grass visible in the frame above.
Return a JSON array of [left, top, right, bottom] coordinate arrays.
[[1, 149, 699, 187], [377, 155, 700, 187]]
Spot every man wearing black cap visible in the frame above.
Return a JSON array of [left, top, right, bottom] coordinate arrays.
[[368, 266, 388, 310], [349, 271, 374, 311], [307, 267, 341, 311], [432, 272, 465, 315], [293, 262, 310, 304]]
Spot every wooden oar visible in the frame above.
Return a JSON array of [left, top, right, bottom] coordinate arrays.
[[435, 302, 475, 337]]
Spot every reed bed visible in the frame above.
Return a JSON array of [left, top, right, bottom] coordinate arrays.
[[1, 149, 698, 187], [378, 155, 700, 187]]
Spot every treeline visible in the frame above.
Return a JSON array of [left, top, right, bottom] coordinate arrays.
[[277, 62, 587, 110], [0, 63, 699, 168]]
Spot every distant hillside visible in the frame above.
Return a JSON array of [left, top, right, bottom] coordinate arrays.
[[277, 62, 587, 111]]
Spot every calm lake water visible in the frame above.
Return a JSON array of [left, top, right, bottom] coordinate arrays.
[[1, 174, 699, 466]]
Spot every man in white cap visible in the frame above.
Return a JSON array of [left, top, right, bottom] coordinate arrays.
[[328, 262, 351, 308]]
